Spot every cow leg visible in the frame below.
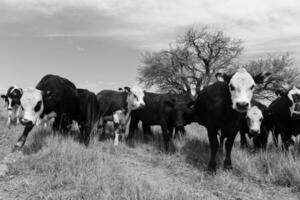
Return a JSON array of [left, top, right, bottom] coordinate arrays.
[[14, 124, 34, 150], [126, 116, 138, 142], [7, 117, 11, 129], [142, 123, 153, 141], [114, 123, 120, 146], [174, 127, 185, 139], [253, 129, 268, 150], [282, 130, 294, 150], [161, 123, 171, 152], [98, 118, 107, 141], [239, 127, 247, 149], [224, 130, 238, 170], [207, 127, 219, 172], [219, 133, 225, 153], [16, 106, 21, 124]]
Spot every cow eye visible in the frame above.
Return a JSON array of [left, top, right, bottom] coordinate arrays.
[[34, 101, 42, 112], [229, 84, 235, 91], [250, 85, 255, 90]]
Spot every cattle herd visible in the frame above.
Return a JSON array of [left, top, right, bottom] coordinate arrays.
[[2, 68, 300, 172]]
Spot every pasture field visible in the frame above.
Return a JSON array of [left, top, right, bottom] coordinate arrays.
[[0, 102, 300, 200]]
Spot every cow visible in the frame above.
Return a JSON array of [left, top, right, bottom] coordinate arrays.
[[127, 92, 194, 150], [15, 74, 83, 149], [220, 100, 268, 149], [76, 88, 99, 144], [96, 86, 145, 139], [1, 86, 23, 128], [263, 86, 300, 149], [192, 68, 270, 171]]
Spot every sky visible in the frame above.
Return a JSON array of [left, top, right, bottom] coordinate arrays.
[[0, 0, 300, 93]]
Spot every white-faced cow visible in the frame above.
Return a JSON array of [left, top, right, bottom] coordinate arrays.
[[1, 86, 23, 128], [15, 75, 89, 149], [97, 86, 145, 140], [220, 100, 268, 150], [193, 68, 270, 171]]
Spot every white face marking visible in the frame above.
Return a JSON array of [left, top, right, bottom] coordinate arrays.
[[229, 68, 256, 112], [126, 86, 145, 110], [246, 106, 263, 134], [20, 88, 44, 125], [287, 86, 300, 117]]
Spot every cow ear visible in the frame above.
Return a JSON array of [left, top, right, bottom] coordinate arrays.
[[253, 72, 271, 84], [215, 73, 225, 82], [1, 94, 6, 99], [124, 87, 131, 93], [42, 90, 52, 100], [275, 88, 288, 97], [118, 88, 123, 92], [215, 72, 233, 83]]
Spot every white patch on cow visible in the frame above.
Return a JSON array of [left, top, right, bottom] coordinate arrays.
[[37, 111, 56, 128], [229, 68, 256, 112], [246, 106, 263, 134], [112, 109, 129, 146], [69, 120, 80, 131], [287, 86, 300, 116], [20, 88, 44, 125], [126, 86, 145, 110]]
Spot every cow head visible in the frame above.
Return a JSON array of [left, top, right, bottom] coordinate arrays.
[[1, 86, 23, 117], [246, 106, 264, 135], [164, 96, 193, 128], [20, 88, 53, 126], [275, 86, 300, 118], [125, 86, 145, 110], [286, 86, 300, 118], [217, 68, 270, 112]]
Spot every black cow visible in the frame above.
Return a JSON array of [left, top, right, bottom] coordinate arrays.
[[1, 86, 23, 128], [192, 68, 269, 171], [263, 87, 300, 148], [127, 92, 194, 151], [15, 74, 83, 149], [76, 89, 100, 144], [96, 86, 145, 139]]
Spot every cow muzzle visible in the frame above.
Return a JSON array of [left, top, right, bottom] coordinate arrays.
[[235, 102, 249, 112], [249, 129, 260, 136], [20, 118, 33, 126]]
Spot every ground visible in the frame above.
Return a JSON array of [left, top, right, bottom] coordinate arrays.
[[0, 102, 300, 200]]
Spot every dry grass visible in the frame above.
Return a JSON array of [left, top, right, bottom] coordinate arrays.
[[0, 102, 300, 199]]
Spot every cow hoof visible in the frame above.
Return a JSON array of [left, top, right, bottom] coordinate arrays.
[[223, 160, 232, 170], [208, 161, 217, 172]]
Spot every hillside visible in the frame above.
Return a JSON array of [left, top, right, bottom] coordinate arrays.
[[0, 101, 299, 200]]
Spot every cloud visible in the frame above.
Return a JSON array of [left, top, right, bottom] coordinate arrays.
[[0, 0, 299, 57]]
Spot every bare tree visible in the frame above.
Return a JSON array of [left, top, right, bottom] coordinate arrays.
[[242, 53, 300, 100], [138, 26, 243, 96]]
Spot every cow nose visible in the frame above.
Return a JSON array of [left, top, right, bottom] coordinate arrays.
[[20, 118, 33, 126], [236, 102, 249, 111], [249, 130, 260, 136]]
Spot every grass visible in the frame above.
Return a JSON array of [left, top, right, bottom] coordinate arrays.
[[0, 102, 300, 199]]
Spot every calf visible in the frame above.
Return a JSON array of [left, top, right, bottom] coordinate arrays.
[[97, 86, 145, 139], [193, 68, 270, 171], [239, 100, 268, 149], [15, 74, 83, 149], [1, 86, 23, 128], [127, 92, 194, 150]]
